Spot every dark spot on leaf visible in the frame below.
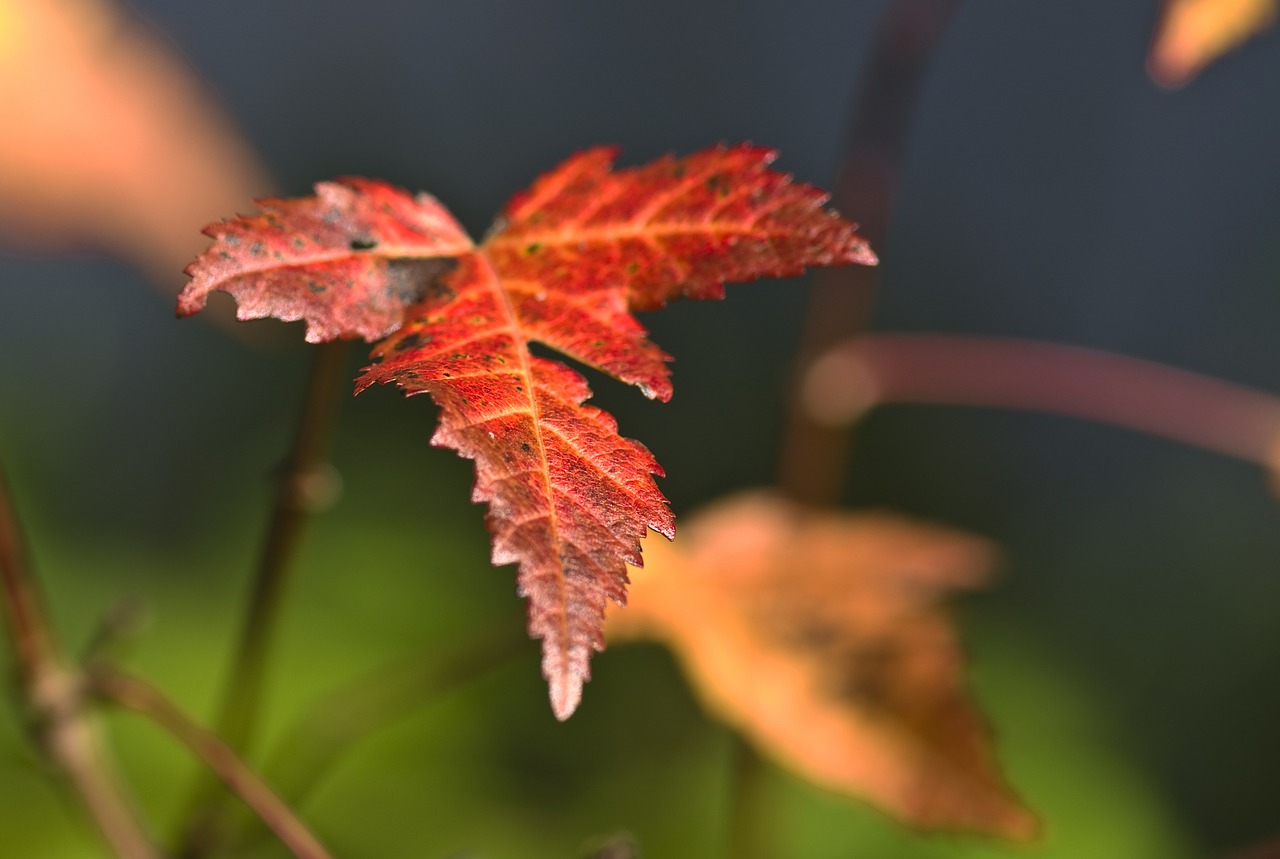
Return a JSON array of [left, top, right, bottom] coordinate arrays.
[[521, 443, 532, 453], [349, 237, 378, 251], [672, 164, 687, 178], [832, 640, 899, 712], [219, 252, 231, 260], [626, 262, 639, 274], [394, 332, 428, 351], [705, 173, 731, 197], [250, 241, 264, 256], [526, 242, 543, 255], [385, 257, 458, 305], [308, 281, 326, 294]]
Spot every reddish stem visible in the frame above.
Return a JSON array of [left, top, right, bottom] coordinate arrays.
[[802, 334, 1280, 467], [0, 465, 161, 859], [779, 0, 963, 503], [92, 669, 337, 859], [180, 339, 349, 857]]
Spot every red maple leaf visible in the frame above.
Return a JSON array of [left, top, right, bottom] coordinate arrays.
[[179, 145, 876, 718]]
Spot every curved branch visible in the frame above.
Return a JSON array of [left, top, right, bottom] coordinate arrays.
[[90, 668, 337, 859], [779, 0, 964, 503], [801, 333, 1280, 466], [0, 463, 161, 859]]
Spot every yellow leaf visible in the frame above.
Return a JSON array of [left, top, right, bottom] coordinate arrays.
[[608, 492, 1036, 839], [0, 0, 267, 280], [1149, 0, 1278, 87]]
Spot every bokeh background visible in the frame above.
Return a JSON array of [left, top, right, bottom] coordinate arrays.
[[2, 1, 1279, 857]]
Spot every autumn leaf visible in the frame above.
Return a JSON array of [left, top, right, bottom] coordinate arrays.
[[179, 145, 876, 718], [0, 0, 267, 278], [1148, 0, 1277, 87], [607, 492, 1036, 838]]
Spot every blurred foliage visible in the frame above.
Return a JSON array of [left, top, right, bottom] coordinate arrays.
[[1, 392, 1195, 857]]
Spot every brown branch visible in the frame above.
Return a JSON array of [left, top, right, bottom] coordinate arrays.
[[214, 339, 350, 752], [91, 668, 337, 859], [179, 339, 349, 856], [0, 464, 161, 859], [800, 333, 1280, 467], [0, 466, 55, 685], [779, 0, 963, 504]]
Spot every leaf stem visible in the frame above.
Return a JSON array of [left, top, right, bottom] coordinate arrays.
[[724, 732, 768, 859], [214, 339, 350, 751], [179, 339, 349, 856], [803, 333, 1280, 467], [778, 0, 962, 504], [91, 668, 337, 859], [0, 463, 161, 859]]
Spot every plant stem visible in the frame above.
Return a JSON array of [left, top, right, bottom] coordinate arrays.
[[214, 340, 350, 752], [0, 464, 161, 859], [778, 0, 962, 504], [724, 732, 767, 859], [0, 466, 55, 686], [803, 333, 1280, 466], [179, 340, 349, 856], [91, 668, 337, 859]]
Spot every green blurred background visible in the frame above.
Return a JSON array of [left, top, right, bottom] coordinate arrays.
[[3, 1, 1280, 857]]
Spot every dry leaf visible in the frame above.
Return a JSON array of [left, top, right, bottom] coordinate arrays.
[[0, 0, 267, 279], [607, 492, 1036, 839], [1149, 0, 1278, 87]]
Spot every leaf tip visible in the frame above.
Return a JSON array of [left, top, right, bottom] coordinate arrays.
[[548, 671, 584, 721], [852, 240, 879, 267]]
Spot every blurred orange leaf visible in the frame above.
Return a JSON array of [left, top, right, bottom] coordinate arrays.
[[607, 492, 1035, 839], [0, 0, 267, 279], [1149, 0, 1278, 87]]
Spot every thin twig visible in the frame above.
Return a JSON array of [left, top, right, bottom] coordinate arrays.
[[802, 333, 1280, 466], [215, 340, 350, 752], [724, 732, 767, 859], [91, 668, 337, 859], [179, 339, 349, 856], [778, 0, 963, 504], [0, 464, 161, 859], [0, 466, 55, 685]]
